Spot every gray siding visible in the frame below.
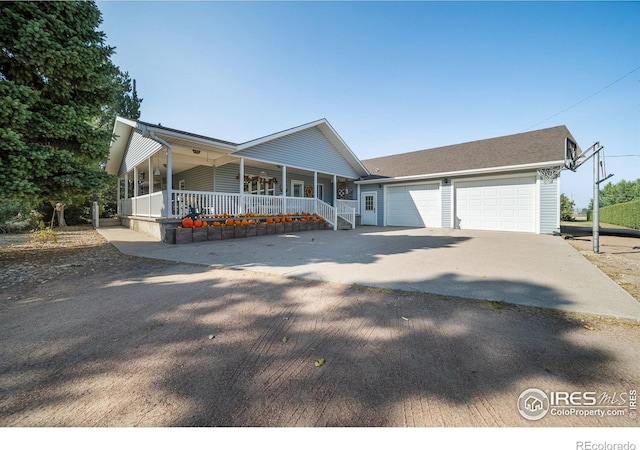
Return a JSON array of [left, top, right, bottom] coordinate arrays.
[[441, 182, 452, 228], [360, 184, 384, 225], [119, 131, 162, 176], [539, 177, 560, 234], [213, 163, 335, 202], [236, 128, 361, 178], [173, 166, 214, 191]]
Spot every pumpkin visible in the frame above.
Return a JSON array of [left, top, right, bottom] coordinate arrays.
[[225, 218, 234, 226], [286, 217, 292, 223], [182, 217, 194, 228], [193, 219, 202, 228], [241, 218, 249, 225], [201, 221, 209, 227], [266, 217, 273, 224], [222, 212, 229, 218], [274, 217, 280, 223], [248, 219, 255, 225], [213, 222, 221, 227]]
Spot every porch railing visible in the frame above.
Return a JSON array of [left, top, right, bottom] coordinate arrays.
[[337, 199, 359, 215], [121, 190, 350, 230], [336, 201, 356, 229]]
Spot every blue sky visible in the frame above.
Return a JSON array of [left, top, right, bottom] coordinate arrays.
[[98, 1, 639, 209]]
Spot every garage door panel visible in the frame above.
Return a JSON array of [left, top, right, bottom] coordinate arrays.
[[386, 184, 441, 228], [455, 177, 535, 232]]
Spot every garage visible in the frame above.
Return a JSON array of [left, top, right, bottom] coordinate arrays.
[[455, 177, 536, 232], [385, 183, 441, 227]]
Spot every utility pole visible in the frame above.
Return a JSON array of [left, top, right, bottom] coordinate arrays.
[[593, 143, 600, 254]]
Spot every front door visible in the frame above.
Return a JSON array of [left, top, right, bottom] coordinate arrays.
[[361, 192, 377, 225]]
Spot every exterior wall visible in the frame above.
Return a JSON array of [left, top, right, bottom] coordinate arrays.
[[539, 175, 560, 234], [119, 131, 162, 176], [235, 128, 361, 179], [173, 165, 214, 191], [441, 182, 453, 228], [359, 183, 384, 225], [212, 163, 335, 203]]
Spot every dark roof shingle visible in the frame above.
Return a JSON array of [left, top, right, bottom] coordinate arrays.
[[362, 125, 576, 178]]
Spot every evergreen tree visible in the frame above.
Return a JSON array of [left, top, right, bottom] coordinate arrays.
[[0, 1, 126, 225]]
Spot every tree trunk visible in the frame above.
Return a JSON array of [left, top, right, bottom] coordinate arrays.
[[50, 201, 67, 228]]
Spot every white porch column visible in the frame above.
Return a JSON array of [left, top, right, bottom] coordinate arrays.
[[333, 174, 337, 230], [117, 177, 121, 216], [282, 165, 287, 214], [166, 147, 173, 216], [239, 158, 245, 215], [313, 171, 318, 213], [133, 168, 138, 216], [148, 157, 152, 217]]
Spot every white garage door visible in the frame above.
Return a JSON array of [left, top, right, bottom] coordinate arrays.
[[386, 184, 441, 227], [455, 177, 536, 232]]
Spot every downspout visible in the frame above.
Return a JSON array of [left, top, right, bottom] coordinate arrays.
[[149, 131, 173, 217]]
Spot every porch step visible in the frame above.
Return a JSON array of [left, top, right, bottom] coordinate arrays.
[[336, 216, 353, 230]]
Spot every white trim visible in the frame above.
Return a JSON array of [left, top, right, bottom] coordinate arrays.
[[355, 160, 566, 185], [224, 154, 359, 180], [361, 191, 378, 226], [536, 176, 541, 233]]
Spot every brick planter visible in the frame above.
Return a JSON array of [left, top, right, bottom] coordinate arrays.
[[256, 223, 267, 236], [164, 228, 176, 244], [292, 221, 300, 232], [176, 227, 193, 244], [208, 226, 222, 241], [275, 223, 285, 234], [192, 227, 208, 242], [222, 226, 235, 240], [246, 223, 257, 237], [299, 221, 308, 232], [234, 225, 247, 238], [266, 223, 276, 235], [284, 221, 293, 233]]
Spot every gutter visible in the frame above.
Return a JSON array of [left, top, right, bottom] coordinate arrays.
[[356, 160, 566, 184]]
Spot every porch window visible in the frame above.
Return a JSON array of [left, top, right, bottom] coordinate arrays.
[[316, 184, 324, 201], [244, 174, 276, 196]]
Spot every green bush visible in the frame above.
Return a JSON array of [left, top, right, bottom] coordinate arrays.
[[597, 200, 640, 229], [0, 200, 43, 233]]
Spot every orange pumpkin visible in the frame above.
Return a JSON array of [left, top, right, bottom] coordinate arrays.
[[248, 219, 255, 225], [225, 218, 234, 226], [213, 222, 221, 227], [286, 217, 292, 222], [193, 219, 202, 227], [182, 217, 194, 228], [241, 219, 249, 225], [266, 217, 273, 224], [201, 221, 209, 227]]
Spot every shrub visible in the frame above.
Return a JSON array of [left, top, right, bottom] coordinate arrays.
[[598, 200, 640, 230]]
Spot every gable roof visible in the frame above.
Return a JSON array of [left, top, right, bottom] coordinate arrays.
[[360, 125, 577, 180], [107, 116, 369, 177]]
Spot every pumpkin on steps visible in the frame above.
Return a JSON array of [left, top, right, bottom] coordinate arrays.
[[193, 219, 202, 228], [225, 218, 234, 226], [182, 217, 194, 228]]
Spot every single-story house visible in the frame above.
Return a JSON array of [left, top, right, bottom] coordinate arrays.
[[356, 125, 577, 234], [107, 117, 576, 240], [106, 117, 368, 240]]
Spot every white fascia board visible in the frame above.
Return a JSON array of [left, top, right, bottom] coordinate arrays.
[[107, 117, 137, 175], [355, 160, 566, 185], [236, 119, 326, 150], [237, 119, 370, 177], [138, 123, 237, 152]]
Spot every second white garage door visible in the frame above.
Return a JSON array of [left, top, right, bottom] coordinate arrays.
[[455, 177, 536, 232], [386, 183, 441, 227]]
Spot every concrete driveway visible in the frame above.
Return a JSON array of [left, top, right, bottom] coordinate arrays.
[[98, 226, 640, 321]]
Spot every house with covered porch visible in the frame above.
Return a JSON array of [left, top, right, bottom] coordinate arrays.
[[106, 117, 368, 241]]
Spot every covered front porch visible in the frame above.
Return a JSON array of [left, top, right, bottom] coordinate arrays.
[[110, 119, 365, 241]]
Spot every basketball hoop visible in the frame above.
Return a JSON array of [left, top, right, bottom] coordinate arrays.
[[538, 166, 563, 184]]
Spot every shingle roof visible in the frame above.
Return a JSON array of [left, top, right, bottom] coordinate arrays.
[[361, 125, 576, 178]]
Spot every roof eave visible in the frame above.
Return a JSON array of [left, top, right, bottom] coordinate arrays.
[[355, 160, 566, 184]]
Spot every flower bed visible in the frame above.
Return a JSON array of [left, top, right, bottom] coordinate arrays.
[[166, 213, 328, 244]]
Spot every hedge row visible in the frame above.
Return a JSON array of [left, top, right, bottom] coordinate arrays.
[[588, 200, 640, 229]]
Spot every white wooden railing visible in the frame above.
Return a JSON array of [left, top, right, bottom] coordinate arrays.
[[337, 199, 359, 215], [119, 190, 357, 230], [336, 201, 356, 229]]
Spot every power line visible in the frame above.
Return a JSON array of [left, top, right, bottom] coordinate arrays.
[[607, 154, 640, 157], [524, 64, 640, 131]]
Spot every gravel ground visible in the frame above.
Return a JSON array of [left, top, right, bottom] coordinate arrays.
[[1, 226, 639, 428]]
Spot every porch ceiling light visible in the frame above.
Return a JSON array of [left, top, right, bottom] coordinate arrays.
[[154, 167, 161, 176]]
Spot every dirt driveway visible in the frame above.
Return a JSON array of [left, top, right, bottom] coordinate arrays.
[[1, 227, 639, 427]]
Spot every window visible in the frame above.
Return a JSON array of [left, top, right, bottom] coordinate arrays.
[[316, 184, 324, 201], [292, 180, 304, 197], [244, 175, 276, 196]]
